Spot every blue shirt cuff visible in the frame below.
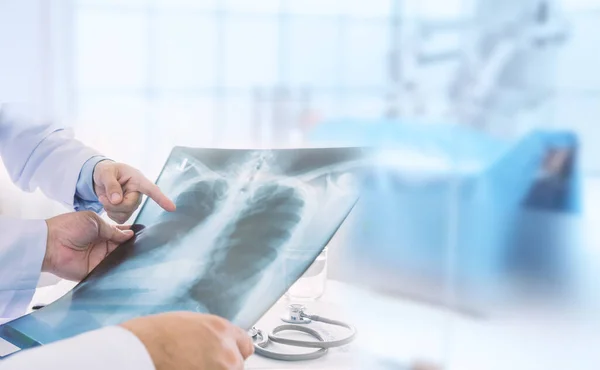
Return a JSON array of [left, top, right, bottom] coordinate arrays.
[[74, 156, 110, 213]]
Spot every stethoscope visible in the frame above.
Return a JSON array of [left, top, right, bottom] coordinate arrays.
[[249, 304, 357, 361]]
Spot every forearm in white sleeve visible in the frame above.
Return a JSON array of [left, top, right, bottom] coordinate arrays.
[[0, 326, 155, 370], [0, 104, 100, 209], [0, 217, 46, 322]]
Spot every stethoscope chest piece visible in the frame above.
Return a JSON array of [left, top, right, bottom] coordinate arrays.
[[280, 304, 311, 324]]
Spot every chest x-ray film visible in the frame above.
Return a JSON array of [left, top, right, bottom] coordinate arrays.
[[0, 147, 364, 355]]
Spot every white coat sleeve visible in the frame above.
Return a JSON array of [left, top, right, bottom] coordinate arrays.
[[0, 326, 155, 370], [0, 104, 101, 209], [0, 218, 46, 320], [0, 103, 103, 322]]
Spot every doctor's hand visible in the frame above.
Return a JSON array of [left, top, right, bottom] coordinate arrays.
[[120, 312, 254, 370], [43, 211, 134, 281], [93, 160, 176, 224]]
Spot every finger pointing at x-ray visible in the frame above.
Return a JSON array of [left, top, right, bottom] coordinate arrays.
[[93, 160, 177, 224]]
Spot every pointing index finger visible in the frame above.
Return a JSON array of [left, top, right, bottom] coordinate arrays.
[[136, 176, 176, 212]]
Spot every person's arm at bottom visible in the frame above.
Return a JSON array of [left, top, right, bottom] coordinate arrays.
[[0, 326, 154, 370], [0, 312, 254, 370]]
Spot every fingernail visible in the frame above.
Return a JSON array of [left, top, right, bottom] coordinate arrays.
[[111, 193, 121, 203]]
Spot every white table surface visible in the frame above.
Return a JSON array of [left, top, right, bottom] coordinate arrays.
[[29, 278, 599, 370]]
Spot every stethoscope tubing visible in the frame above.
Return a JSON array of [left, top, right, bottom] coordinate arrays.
[[253, 325, 329, 361], [252, 312, 357, 361]]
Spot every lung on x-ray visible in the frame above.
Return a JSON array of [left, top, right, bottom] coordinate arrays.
[[0, 147, 364, 353]]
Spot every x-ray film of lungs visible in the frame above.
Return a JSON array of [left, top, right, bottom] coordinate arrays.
[[0, 147, 364, 352]]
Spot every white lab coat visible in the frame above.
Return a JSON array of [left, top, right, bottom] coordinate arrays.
[[0, 105, 154, 369]]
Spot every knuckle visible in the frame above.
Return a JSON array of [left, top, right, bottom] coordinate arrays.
[[81, 210, 96, 218], [118, 204, 133, 213], [126, 196, 141, 207], [244, 337, 255, 357], [82, 211, 100, 225], [109, 214, 124, 224], [98, 164, 113, 177], [215, 353, 241, 370], [213, 362, 229, 370], [207, 315, 229, 332], [223, 348, 241, 366]]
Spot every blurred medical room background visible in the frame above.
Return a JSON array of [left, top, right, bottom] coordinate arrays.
[[1, 0, 600, 369]]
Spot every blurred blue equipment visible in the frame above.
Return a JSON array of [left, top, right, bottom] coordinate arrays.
[[308, 119, 581, 309]]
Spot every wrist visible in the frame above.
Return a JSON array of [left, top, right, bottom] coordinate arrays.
[[42, 218, 57, 274], [76, 156, 111, 202], [92, 159, 115, 194]]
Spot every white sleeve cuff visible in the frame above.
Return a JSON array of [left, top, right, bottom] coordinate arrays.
[[33, 129, 102, 209], [0, 326, 155, 370], [0, 218, 47, 319]]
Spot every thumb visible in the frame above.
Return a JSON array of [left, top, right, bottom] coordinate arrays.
[[235, 326, 255, 359], [96, 217, 134, 244], [98, 169, 123, 205]]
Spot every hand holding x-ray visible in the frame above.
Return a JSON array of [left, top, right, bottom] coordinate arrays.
[[120, 312, 254, 370], [43, 211, 135, 281]]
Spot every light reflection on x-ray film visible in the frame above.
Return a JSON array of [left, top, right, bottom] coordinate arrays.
[[0, 147, 365, 352]]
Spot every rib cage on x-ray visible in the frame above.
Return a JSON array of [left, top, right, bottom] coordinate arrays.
[[71, 170, 307, 322], [0, 147, 364, 350], [192, 182, 306, 319]]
